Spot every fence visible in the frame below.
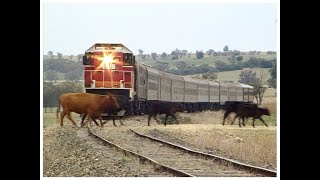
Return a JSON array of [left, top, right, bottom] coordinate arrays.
[[43, 107, 58, 113]]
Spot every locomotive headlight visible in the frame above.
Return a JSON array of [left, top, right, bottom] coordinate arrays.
[[103, 56, 113, 64], [97, 53, 115, 69]]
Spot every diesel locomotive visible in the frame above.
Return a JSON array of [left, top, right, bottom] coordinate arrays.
[[82, 43, 254, 116]]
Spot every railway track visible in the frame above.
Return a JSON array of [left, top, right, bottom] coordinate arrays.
[[87, 120, 277, 177]]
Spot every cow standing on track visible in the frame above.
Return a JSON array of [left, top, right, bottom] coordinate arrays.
[[79, 94, 130, 127], [148, 102, 183, 126], [56, 93, 120, 127]]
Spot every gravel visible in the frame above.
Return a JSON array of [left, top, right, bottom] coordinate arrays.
[[43, 125, 170, 177]]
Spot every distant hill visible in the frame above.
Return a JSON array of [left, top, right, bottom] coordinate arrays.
[[138, 52, 276, 68], [42, 51, 276, 81]]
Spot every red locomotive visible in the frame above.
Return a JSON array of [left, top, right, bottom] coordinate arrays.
[[82, 43, 135, 98]]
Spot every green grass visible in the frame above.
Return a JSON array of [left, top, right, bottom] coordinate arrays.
[[216, 68, 271, 82]]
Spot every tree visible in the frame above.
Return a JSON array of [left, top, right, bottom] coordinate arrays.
[[214, 61, 226, 71], [151, 53, 158, 60], [239, 70, 258, 84], [187, 52, 192, 59], [138, 49, 143, 60], [153, 62, 169, 71], [223, 45, 229, 52], [196, 50, 204, 59], [171, 50, 179, 60], [206, 49, 215, 57], [57, 52, 62, 59], [236, 56, 243, 61], [48, 51, 53, 59], [268, 61, 277, 88], [77, 54, 83, 61], [160, 52, 167, 59], [181, 50, 188, 57], [239, 70, 268, 105], [65, 70, 80, 80], [202, 73, 217, 80], [228, 56, 236, 64], [232, 50, 240, 56]]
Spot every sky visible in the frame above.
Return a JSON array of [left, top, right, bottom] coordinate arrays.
[[42, 0, 278, 55]]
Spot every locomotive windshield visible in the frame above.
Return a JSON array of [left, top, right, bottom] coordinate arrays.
[[123, 53, 134, 66]]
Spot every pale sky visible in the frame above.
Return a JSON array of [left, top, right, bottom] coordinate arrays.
[[42, 1, 277, 55]]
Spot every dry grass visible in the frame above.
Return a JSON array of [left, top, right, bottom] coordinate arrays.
[[43, 112, 82, 128], [135, 124, 276, 170], [262, 97, 277, 115]]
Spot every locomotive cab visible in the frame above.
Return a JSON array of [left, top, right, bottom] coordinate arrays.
[[82, 43, 136, 118]]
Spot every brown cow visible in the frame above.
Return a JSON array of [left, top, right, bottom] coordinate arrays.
[[56, 93, 120, 127], [148, 102, 183, 126], [80, 94, 130, 127]]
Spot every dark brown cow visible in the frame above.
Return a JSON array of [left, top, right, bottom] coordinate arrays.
[[56, 93, 120, 127], [148, 102, 183, 126], [232, 105, 270, 128], [222, 101, 258, 126]]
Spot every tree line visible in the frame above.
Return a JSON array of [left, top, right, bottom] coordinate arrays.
[[43, 81, 82, 107], [153, 58, 276, 76]]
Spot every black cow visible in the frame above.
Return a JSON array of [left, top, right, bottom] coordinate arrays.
[[222, 101, 257, 125], [232, 104, 270, 128], [148, 102, 183, 126]]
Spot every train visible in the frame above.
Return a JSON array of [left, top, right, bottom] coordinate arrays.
[[82, 43, 254, 117]]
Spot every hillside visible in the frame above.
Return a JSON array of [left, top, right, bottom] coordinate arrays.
[[139, 53, 276, 68], [42, 52, 276, 81]]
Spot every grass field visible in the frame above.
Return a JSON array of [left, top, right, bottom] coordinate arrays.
[[215, 68, 271, 82]]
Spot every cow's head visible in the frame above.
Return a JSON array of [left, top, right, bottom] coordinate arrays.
[[259, 107, 271, 116]]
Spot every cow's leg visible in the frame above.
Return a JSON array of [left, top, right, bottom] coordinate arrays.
[[232, 114, 240, 125], [259, 117, 269, 127], [242, 116, 246, 127], [98, 115, 104, 127], [154, 114, 161, 124], [223, 111, 231, 125], [148, 113, 153, 126], [112, 116, 117, 127], [239, 116, 243, 127], [92, 118, 99, 126], [60, 111, 66, 126], [164, 114, 169, 126], [252, 118, 256, 128], [242, 119, 246, 127], [80, 114, 88, 127], [66, 113, 77, 126]]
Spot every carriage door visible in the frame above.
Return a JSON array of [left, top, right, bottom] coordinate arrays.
[[123, 72, 132, 88]]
